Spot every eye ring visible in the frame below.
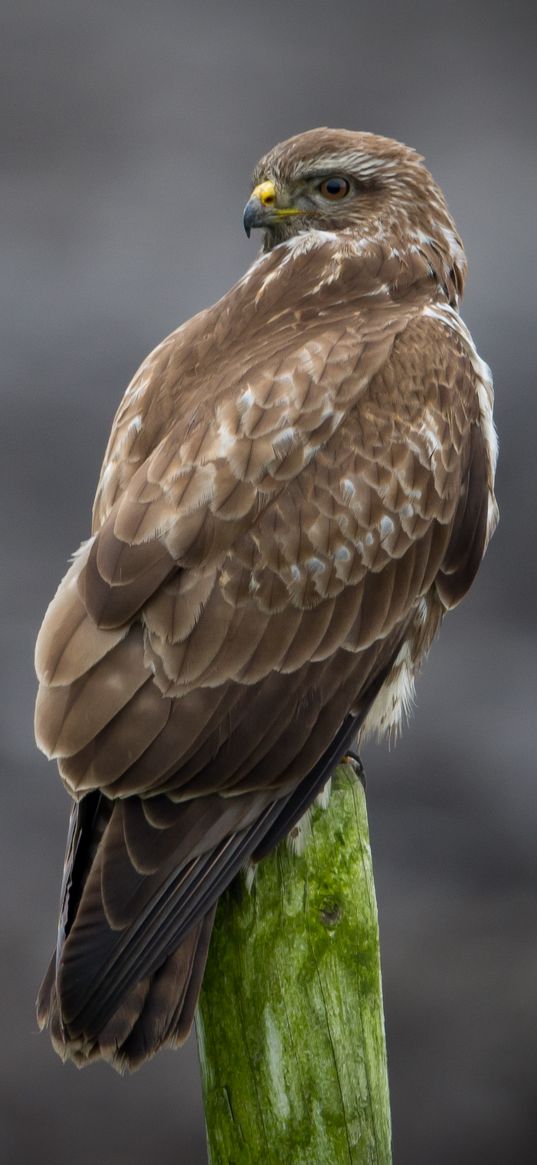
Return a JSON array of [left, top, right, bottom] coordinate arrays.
[[318, 176, 351, 201]]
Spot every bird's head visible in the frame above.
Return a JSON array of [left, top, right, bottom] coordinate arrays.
[[244, 128, 466, 302]]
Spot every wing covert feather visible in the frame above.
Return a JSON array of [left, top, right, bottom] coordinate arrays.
[[37, 299, 492, 793]]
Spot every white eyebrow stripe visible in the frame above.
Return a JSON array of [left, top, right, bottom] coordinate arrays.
[[298, 152, 397, 178]]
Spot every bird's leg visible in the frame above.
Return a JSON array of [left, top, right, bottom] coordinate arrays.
[[340, 750, 366, 790]]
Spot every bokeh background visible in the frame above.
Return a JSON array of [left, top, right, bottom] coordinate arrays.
[[2, 1, 536, 1162]]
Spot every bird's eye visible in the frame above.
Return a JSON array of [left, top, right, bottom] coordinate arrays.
[[318, 176, 351, 201]]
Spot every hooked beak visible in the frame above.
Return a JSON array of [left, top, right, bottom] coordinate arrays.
[[243, 195, 266, 238], [243, 180, 300, 238]]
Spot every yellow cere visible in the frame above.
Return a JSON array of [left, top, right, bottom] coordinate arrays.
[[251, 180, 301, 217], [252, 180, 277, 206]]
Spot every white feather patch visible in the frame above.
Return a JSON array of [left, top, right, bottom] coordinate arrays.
[[422, 303, 498, 540]]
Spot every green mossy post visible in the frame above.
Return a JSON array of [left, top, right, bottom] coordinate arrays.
[[196, 764, 392, 1165]]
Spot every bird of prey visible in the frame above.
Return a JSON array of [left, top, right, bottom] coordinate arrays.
[[35, 127, 498, 1071]]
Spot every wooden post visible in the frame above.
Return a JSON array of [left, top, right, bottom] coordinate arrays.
[[196, 764, 392, 1165]]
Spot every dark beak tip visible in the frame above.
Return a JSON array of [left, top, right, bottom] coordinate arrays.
[[243, 199, 262, 239]]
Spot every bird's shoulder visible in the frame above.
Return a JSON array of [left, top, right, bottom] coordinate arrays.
[[92, 232, 439, 531]]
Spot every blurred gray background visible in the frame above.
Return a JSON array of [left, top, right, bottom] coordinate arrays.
[[2, 0, 536, 1162]]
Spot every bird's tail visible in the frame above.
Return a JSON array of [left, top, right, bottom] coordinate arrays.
[[36, 668, 392, 1073], [36, 905, 215, 1072]]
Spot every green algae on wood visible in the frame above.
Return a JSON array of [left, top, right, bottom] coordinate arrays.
[[196, 765, 392, 1165]]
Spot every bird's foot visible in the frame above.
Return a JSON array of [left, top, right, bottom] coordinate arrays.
[[339, 750, 366, 789]]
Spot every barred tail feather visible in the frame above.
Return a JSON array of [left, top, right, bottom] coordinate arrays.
[[36, 907, 215, 1073]]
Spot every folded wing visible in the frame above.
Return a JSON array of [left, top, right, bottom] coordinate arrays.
[[35, 239, 495, 1068]]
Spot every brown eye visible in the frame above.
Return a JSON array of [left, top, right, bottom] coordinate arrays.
[[318, 176, 350, 201]]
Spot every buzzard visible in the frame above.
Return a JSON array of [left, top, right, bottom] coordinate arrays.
[[35, 128, 498, 1071]]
